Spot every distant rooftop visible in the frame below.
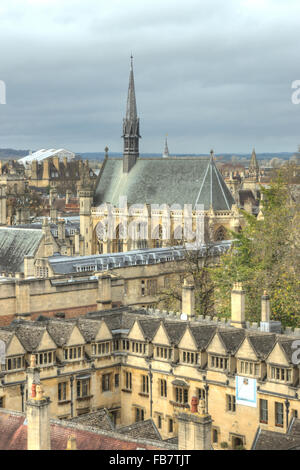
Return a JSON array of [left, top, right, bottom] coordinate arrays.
[[18, 148, 76, 165]]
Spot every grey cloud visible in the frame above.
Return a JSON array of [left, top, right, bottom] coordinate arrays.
[[0, 0, 299, 153]]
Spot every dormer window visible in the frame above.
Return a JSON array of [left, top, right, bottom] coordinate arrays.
[[155, 346, 172, 361], [35, 351, 55, 367], [210, 354, 228, 371], [239, 360, 260, 377], [131, 341, 146, 355], [6, 355, 25, 371], [181, 350, 199, 365], [270, 366, 292, 383], [92, 341, 110, 356], [64, 346, 83, 361]]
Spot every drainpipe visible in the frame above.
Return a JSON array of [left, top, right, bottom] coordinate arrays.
[[70, 375, 74, 418]]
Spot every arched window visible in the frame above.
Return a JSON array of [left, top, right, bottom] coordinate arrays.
[[214, 226, 227, 242], [113, 224, 125, 253], [152, 224, 163, 248]]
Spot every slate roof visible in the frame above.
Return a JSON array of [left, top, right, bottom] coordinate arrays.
[[253, 418, 300, 450], [118, 419, 162, 441], [15, 324, 46, 351], [48, 244, 230, 275], [218, 329, 246, 353], [0, 228, 43, 273], [69, 409, 114, 432], [163, 322, 187, 345], [248, 334, 276, 359], [93, 157, 235, 210], [189, 325, 217, 350], [138, 319, 161, 340], [46, 320, 76, 347]]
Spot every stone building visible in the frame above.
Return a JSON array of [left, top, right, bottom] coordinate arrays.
[[0, 243, 230, 325], [0, 285, 299, 450], [79, 59, 244, 256], [19, 148, 97, 194]]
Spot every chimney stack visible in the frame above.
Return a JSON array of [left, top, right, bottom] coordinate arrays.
[[26, 355, 51, 450], [96, 274, 112, 310], [177, 396, 212, 450], [182, 280, 195, 320], [231, 282, 246, 328], [260, 290, 282, 333], [57, 219, 66, 241]]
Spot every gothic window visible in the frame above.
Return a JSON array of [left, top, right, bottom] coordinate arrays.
[[152, 224, 163, 248], [214, 226, 227, 241]]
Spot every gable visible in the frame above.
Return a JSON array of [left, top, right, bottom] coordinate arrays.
[[206, 332, 226, 355], [235, 337, 258, 361], [6, 334, 26, 356], [178, 328, 197, 351], [267, 343, 290, 367], [66, 326, 85, 347], [95, 321, 113, 342], [152, 324, 170, 347], [127, 321, 145, 342], [36, 330, 57, 351]]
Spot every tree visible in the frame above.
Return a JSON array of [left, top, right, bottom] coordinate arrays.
[[156, 244, 218, 316], [211, 170, 300, 326]]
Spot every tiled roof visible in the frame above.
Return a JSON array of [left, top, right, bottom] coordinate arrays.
[[0, 410, 174, 450]]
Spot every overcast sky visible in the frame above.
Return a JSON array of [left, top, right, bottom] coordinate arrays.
[[0, 0, 300, 154]]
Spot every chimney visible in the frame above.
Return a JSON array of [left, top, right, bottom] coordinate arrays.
[[66, 190, 72, 205], [24, 255, 35, 278], [231, 282, 246, 328], [57, 219, 66, 241], [42, 159, 50, 180], [74, 230, 80, 255], [50, 207, 58, 224], [96, 274, 112, 310], [26, 355, 51, 450], [66, 435, 77, 450], [260, 290, 282, 333], [177, 396, 212, 450], [182, 280, 195, 320], [49, 188, 57, 207]]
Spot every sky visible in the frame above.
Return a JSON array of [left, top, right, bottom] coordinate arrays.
[[0, 0, 300, 154]]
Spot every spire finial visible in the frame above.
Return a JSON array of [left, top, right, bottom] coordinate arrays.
[[162, 134, 170, 158], [130, 54, 133, 70]]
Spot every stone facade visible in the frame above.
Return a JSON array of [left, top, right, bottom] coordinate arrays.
[[0, 289, 299, 450]]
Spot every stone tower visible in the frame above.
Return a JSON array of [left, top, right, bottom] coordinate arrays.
[[123, 56, 141, 173], [79, 188, 93, 255], [0, 184, 7, 225]]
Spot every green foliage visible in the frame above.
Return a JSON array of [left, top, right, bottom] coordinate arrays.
[[211, 171, 300, 327]]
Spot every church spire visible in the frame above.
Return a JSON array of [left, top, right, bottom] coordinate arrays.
[[126, 55, 138, 121], [162, 135, 170, 158], [249, 148, 259, 181], [123, 56, 140, 173]]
